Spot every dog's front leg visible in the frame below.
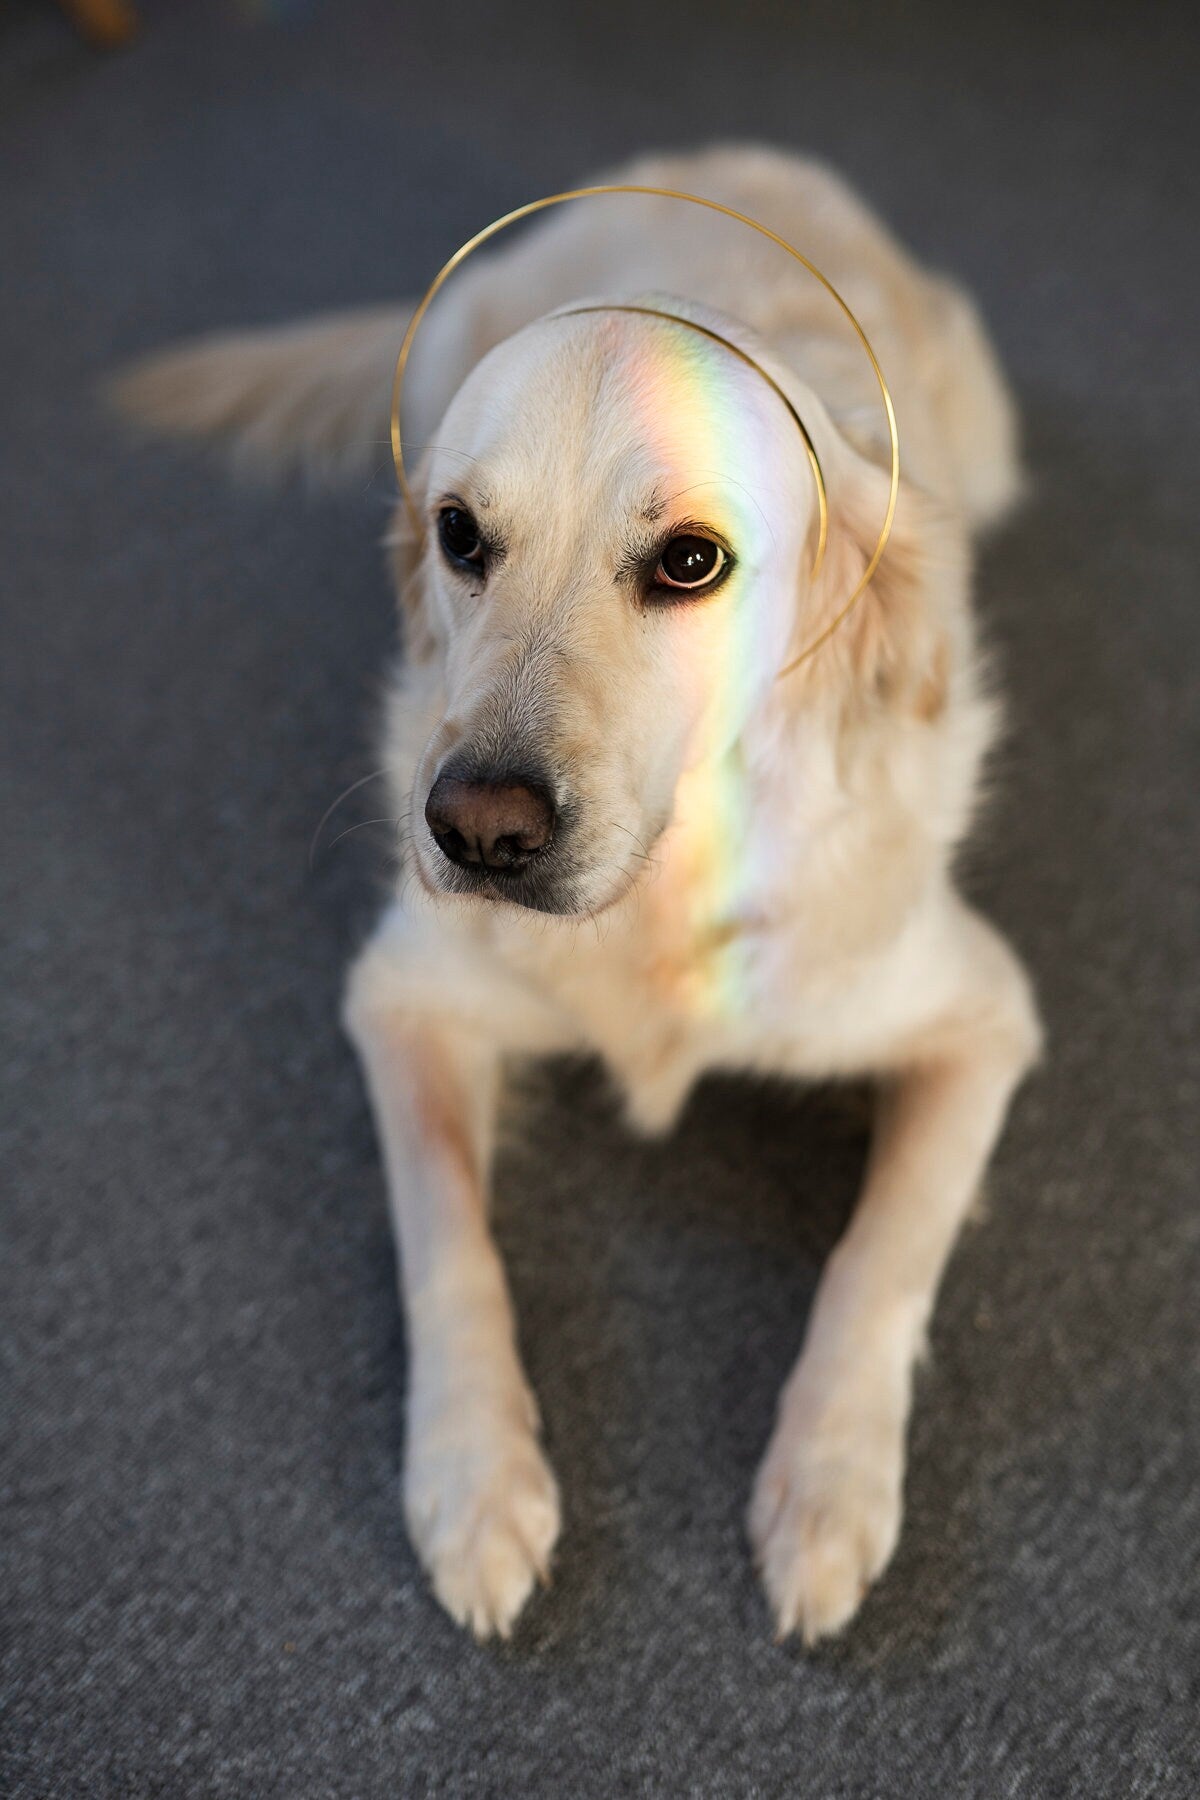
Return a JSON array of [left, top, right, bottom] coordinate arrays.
[[749, 918, 1040, 1644], [344, 954, 559, 1640]]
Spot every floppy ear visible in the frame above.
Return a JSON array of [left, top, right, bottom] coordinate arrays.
[[385, 490, 441, 669], [791, 419, 969, 725]]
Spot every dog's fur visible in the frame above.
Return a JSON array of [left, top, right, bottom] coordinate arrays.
[[116, 146, 1041, 1644]]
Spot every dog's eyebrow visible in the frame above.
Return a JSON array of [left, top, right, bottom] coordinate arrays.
[[665, 475, 777, 551], [636, 487, 666, 525], [440, 485, 497, 520]]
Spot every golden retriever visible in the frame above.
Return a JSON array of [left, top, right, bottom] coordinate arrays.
[[116, 145, 1041, 1645]]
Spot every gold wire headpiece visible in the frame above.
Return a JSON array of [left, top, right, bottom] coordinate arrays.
[[390, 184, 900, 674]]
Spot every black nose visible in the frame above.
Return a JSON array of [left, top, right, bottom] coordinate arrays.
[[425, 772, 556, 872]]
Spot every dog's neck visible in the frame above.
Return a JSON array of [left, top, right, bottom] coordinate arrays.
[[632, 674, 922, 983]]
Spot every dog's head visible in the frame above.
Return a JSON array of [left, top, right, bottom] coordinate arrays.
[[114, 293, 952, 920], [395, 302, 924, 918]]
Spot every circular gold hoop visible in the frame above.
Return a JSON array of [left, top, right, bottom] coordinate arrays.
[[390, 183, 900, 673]]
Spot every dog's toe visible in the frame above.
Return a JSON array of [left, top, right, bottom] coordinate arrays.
[[748, 1429, 903, 1646], [406, 1408, 560, 1640]]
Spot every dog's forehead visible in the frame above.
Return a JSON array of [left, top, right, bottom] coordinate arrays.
[[430, 312, 797, 523]]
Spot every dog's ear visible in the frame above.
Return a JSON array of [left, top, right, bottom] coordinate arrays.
[[790, 419, 968, 725], [385, 492, 440, 668]]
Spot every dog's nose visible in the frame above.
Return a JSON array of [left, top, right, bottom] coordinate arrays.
[[425, 773, 556, 872]]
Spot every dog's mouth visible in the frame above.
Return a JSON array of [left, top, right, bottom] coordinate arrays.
[[420, 854, 628, 920], [418, 852, 581, 916], [414, 814, 644, 919]]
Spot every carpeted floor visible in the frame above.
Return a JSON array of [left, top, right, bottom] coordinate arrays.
[[3, 1, 1198, 1794]]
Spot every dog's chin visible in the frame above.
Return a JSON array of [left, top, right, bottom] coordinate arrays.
[[413, 847, 631, 920]]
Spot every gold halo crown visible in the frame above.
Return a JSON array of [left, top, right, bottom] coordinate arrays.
[[390, 184, 900, 676]]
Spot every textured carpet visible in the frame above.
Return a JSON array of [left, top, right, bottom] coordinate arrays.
[[3, 1, 1198, 1794]]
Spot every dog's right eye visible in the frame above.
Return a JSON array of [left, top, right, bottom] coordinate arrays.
[[437, 506, 484, 570]]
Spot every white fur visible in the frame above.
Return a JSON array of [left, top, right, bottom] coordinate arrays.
[[118, 146, 1040, 1645]]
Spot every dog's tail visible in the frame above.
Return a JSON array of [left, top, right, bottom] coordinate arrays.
[[107, 304, 410, 487]]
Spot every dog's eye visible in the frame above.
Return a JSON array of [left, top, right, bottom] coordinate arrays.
[[438, 506, 484, 570], [653, 534, 727, 592]]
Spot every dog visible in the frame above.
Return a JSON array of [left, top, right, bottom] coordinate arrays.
[[115, 145, 1042, 1645]]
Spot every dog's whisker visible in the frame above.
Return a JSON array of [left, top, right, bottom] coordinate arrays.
[[365, 443, 482, 508], [309, 768, 397, 869], [398, 442, 481, 461], [362, 439, 483, 458], [607, 821, 658, 859], [665, 475, 777, 550], [321, 816, 403, 857]]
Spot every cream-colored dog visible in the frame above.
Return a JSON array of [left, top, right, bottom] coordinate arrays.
[[117, 146, 1041, 1645]]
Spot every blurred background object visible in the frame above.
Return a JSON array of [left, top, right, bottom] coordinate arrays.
[[58, 0, 137, 49]]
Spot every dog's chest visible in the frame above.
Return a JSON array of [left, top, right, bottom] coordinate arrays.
[[487, 768, 930, 1115], [496, 856, 864, 1120]]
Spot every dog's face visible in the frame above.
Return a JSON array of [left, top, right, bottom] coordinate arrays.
[[404, 308, 821, 917]]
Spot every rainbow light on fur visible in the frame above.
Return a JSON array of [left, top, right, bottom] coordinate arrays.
[[619, 314, 782, 1019]]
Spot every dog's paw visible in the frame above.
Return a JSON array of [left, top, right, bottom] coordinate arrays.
[[404, 1395, 561, 1640], [747, 1416, 903, 1645]]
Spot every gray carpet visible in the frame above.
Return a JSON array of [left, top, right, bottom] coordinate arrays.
[[3, 1, 1198, 1794]]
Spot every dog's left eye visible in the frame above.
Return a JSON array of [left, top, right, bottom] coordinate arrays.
[[438, 506, 484, 570], [653, 534, 728, 592]]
